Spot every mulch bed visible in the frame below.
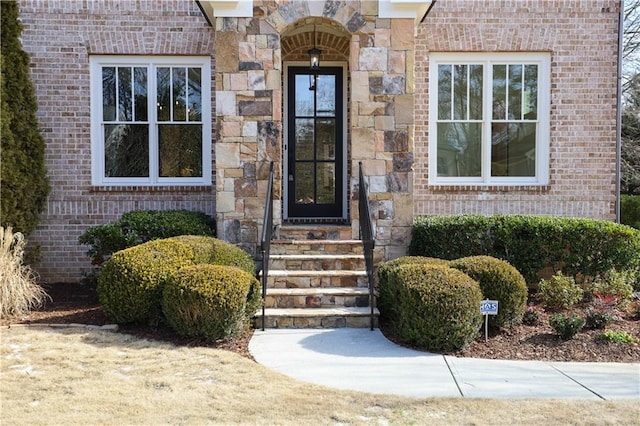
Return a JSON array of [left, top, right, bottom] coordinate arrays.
[[2, 282, 639, 363]]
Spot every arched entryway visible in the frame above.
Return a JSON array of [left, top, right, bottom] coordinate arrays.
[[281, 20, 351, 223]]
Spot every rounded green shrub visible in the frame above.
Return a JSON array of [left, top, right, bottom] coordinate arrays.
[[538, 271, 583, 310], [168, 236, 260, 318], [168, 235, 256, 274], [549, 313, 585, 340], [162, 264, 260, 341], [377, 256, 450, 322], [383, 264, 483, 352], [449, 256, 528, 328], [97, 239, 195, 324]]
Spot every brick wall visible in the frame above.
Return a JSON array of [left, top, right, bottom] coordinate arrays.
[[18, 0, 215, 282], [413, 0, 620, 219]]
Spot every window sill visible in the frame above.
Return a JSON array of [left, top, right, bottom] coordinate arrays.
[[427, 184, 550, 193], [90, 185, 213, 193]]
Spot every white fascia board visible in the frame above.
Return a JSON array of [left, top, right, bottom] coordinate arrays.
[[378, 0, 432, 23], [198, 0, 253, 20]]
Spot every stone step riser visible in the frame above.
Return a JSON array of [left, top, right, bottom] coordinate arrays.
[[269, 242, 363, 256], [275, 227, 354, 241], [255, 315, 377, 329], [269, 257, 366, 271], [265, 294, 369, 309], [267, 275, 369, 289]]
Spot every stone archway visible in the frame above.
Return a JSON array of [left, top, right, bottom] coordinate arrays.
[[214, 0, 415, 262]]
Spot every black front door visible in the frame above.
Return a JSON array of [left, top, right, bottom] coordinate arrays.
[[287, 66, 344, 219]]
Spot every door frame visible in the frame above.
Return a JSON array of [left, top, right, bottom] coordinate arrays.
[[283, 61, 348, 221]]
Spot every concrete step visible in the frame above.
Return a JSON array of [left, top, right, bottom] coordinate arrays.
[[254, 307, 379, 329], [265, 287, 370, 309], [269, 254, 366, 271]]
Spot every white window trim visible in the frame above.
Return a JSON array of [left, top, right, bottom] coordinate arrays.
[[428, 52, 550, 186], [90, 55, 212, 187]]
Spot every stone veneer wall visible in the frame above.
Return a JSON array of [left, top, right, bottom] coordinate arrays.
[[215, 0, 416, 263], [413, 0, 620, 219], [18, 0, 215, 282]]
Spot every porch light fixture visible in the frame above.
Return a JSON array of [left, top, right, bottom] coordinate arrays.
[[308, 25, 321, 90], [308, 25, 321, 71]]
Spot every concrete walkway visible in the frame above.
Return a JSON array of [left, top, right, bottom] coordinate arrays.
[[248, 328, 640, 399]]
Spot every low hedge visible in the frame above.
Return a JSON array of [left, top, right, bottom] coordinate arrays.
[[410, 215, 640, 284], [378, 262, 483, 352], [96, 239, 195, 324], [163, 264, 260, 341], [79, 209, 215, 267], [449, 256, 528, 328], [621, 195, 640, 229]]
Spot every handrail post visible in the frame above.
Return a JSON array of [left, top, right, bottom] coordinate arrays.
[[260, 161, 274, 331], [358, 162, 376, 331]]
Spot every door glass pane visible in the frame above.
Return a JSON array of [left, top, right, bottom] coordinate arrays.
[[102, 67, 116, 121], [453, 65, 468, 120], [295, 119, 314, 160], [117, 67, 132, 121], [295, 75, 314, 116], [316, 75, 335, 116], [438, 65, 452, 120], [172, 68, 186, 121], [157, 67, 170, 121], [316, 163, 335, 204], [295, 162, 314, 204], [188, 68, 202, 121], [104, 124, 149, 177], [158, 124, 203, 177], [436, 122, 481, 177], [316, 119, 335, 160], [491, 123, 536, 177], [134, 67, 147, 121]]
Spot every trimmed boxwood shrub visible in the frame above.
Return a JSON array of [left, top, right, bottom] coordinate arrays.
[[410, 214, 640, 284], [168, 235, 255, 274], [377, 256, 451, 321], [382, 263, 483, 352], [162, 264, 260, 341], [79, 210, 215, 267], [96, 239, 195, 324], [168, 236, 261, 319], [449, 256, 528, 328]]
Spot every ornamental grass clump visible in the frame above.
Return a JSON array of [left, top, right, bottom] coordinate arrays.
[[0, 227, 49, 318]]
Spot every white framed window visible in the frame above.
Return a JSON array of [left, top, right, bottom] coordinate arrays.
[[429, 52, 550, 186], [90, 56, 211, 186]]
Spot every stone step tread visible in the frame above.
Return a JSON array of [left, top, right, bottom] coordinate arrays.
[[272, 239, 362, 245], [269, 254, 365, 260], [261, 307, 379, 317], [263, 270, 367, 277], [266, 287, 369, 296]]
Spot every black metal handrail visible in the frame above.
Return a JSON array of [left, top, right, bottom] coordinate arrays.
[[358, 161, 376, 331], [260, 161, 275, 331]]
